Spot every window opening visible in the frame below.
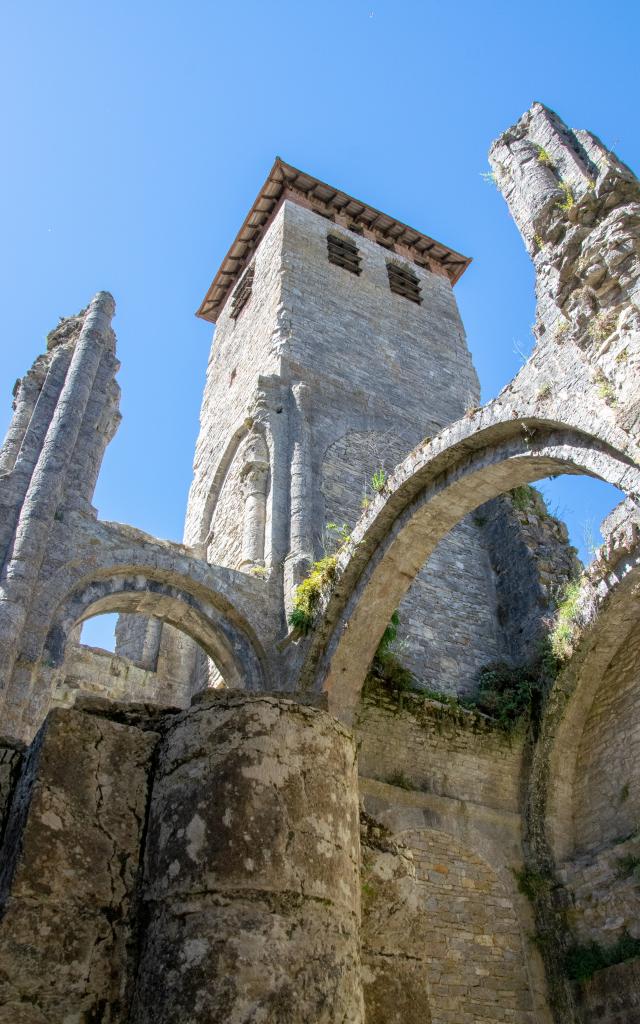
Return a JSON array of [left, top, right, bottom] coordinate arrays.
[[230, 264, 255, 319], [327, 234, 362, 275], [387, 261, 422, 304]]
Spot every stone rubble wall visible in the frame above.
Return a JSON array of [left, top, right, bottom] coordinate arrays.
[[576, 958, 640, 1024], [559, 832, 640, 947], [321, 429, 505, 694], [355, 690, 524, 814], [52, 641, 188, 710], [359, 814, 433, 1024], [358, 791, 547, 1024], [489, 101, 640, 438], [479, 489, 581, 665], [571, 623, 640, 854]]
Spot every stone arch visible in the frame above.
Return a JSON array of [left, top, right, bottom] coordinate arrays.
[[199, 423, 271, 571], [321, 427, 504, 693], [532, 547, 640, 863], [43, 570, 270, 692], [198, 420, 250, 549], [299, 411, 640, 722]]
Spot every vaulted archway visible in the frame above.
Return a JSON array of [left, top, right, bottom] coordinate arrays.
[[297, 411, 640, 722], [44, 570, 270, 692]]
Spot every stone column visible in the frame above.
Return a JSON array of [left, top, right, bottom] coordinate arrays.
[[130, 692, 364, 1024], [0, 292, 116, 700], [0, 345, 72, 572], [115, 613, 163, 672], [239, 431, 270, 570], [284, 383, 315, 613], [0, 367, 44, 474]]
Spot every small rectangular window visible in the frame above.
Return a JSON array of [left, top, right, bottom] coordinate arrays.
[[387, 262, 422, 304], [327, 234, 362, 275], [230, 265, 254, 319]]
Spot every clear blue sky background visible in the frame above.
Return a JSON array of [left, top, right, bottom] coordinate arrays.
[[1, 1, 638, 647]]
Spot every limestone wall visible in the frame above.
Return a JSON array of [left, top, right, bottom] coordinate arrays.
[[0, 706, 156, 1021], [572, 626, 640, 854], [577, 959, 640, 1024], [52, 642, 188, 710], [560, 833, 640, 947], [355, 689, 524, 814]]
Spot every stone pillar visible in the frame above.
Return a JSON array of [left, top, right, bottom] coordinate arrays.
[[115, 613, 163, 671], [0, 706, 157, 1021], [239, 431, 269, 569], [284, 383, 314, 613], [0, 292, 116, 695], [0, 345, 72, 571], [0, 367, 44, 474], [130, 692, 363, 1024]]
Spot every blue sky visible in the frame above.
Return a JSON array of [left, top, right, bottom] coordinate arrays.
[[1, 1, 637, 647]]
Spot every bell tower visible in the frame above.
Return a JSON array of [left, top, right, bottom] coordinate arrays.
[[175, 160, 510, 693]]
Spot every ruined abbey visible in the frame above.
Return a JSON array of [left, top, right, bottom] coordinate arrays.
[[0, 102, 639, 1023]]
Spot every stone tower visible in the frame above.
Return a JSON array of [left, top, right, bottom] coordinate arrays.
[[158, 161, 518, 693]]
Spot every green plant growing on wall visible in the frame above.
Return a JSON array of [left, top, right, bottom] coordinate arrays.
[[595, 370, 617, 405], [288, 555, 338, 634], [564, 931, 640, 982], [588, 309, 618, 342], [371, 467, 387, 494], [557, 181, 574, 211], [509, 484, 538, 513], [468, 662, 543, 732], [549, 578, 583, 661], [513, 865, 554, 903], [365, 610, 417, 697], [249, 565, 268, 579], [537, 382, 552, 401], [536, 145, 555, 168], [326, 521, 351, 549], [554, 318, 569, 339], [533, 233, 545, 251]]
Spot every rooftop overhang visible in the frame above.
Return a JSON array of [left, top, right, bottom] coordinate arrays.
[[196, 158, 472, 323]]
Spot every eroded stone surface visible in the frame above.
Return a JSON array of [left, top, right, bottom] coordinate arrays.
[[0, 707, 157, 1021], [130, 692, 363, 1023]]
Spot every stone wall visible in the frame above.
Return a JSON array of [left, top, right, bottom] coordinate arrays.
[[52, 641, 188, 710], [572, 624, 640, 854], [560, 832, 640, 946], [355, 689, 524, 814], [322, 430, 505, 694], [397, 826, 535, 1024], [0, 706, 156, 1022], [576, 959, 640, 1024], [480, 489, 581, 665]]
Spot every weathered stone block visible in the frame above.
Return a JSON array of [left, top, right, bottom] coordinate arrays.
[[130, 692, 363, 1023], [0, 706, 157, 1021]]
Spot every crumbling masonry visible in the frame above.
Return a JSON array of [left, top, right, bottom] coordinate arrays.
[[0, 102, 639, 1023]]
